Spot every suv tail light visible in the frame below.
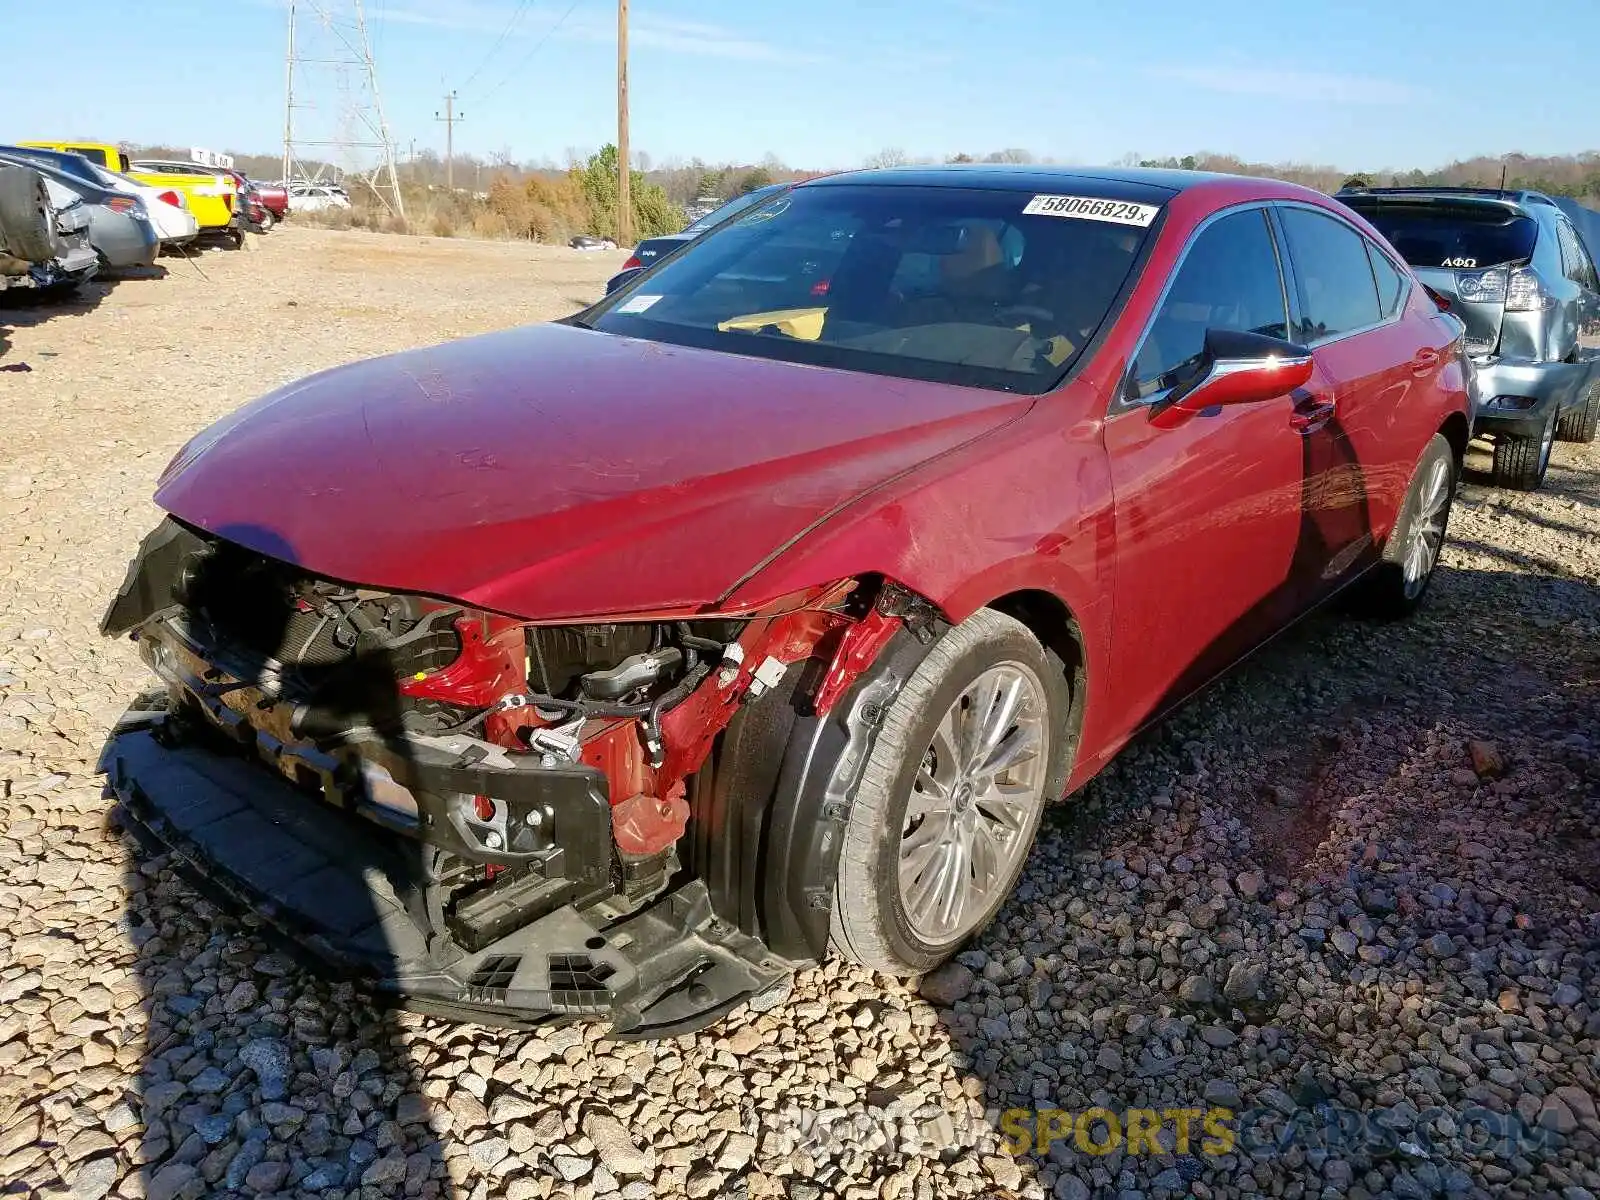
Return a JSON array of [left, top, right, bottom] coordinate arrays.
[[620, 255, 642, 271], [1454, 266, 1508, 304], [1506, 266, 1554, 311]]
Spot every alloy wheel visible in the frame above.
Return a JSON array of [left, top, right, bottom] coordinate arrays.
[[1402, 457, 1451, 599], [897, 661, 1048, 943]]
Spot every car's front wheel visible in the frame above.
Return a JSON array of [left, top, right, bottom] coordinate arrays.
[[831, 609, 1071, 974]]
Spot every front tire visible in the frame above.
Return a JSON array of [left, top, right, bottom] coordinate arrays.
[[831, 609, 1070, 974], [1352, 433, 1457, 620]]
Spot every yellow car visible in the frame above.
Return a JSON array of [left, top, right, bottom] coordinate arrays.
[[18, 142, 238, 239]]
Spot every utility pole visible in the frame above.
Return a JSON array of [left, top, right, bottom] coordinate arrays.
[[617, 0, 631, 246], [282, 0, 296, 185], [436, 91, 462, 191]]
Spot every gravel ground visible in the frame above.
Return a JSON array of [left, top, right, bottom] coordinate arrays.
[[1, 226, 1596, 1200]]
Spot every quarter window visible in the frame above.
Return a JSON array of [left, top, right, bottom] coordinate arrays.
[[1131, 209, 1289, 399], [1367, 244, 1408, 319], [1557, 219, 1597, 290], [1279, 208, 1383, 341]]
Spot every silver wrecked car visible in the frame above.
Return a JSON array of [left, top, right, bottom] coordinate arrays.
[[1339, 186, 1600, 489]]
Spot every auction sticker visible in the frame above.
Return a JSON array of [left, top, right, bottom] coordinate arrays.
[[616, 293, 664, 314], [1023, 195, 1160, 226]]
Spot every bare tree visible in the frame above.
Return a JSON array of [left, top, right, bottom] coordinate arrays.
[[863, 147, 909, 169]]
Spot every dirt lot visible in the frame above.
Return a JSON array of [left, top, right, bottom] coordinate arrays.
[[1, 226, 1597, 1200]]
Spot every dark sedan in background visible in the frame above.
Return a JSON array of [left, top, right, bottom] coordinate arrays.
[[605, 182, 790, 294]]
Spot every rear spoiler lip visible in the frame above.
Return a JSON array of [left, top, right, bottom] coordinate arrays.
[[1341, 193, 1530, 219]]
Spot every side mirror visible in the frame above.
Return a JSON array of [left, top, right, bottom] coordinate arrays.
[[1153, 328, 1313, 427]]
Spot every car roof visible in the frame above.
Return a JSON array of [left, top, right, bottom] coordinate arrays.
[[801, 164, 1244, 203]]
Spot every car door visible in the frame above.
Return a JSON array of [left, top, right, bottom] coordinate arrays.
[[1272, 204, 1412, 600], [1102, 206, 1307, 730]]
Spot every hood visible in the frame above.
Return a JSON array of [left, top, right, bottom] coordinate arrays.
[[155, 322, 1029, 619]]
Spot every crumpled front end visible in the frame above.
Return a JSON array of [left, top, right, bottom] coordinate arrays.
[[101, 518, 928, 1035]]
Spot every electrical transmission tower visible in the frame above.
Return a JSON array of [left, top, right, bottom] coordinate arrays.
[[282, 0, 405, 217]]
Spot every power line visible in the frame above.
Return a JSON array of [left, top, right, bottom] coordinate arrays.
[[476, 0, 587, 105], [459, 0, 536, 95]]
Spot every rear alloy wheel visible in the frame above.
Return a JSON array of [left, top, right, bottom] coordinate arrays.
[[1490, 407, 1555, 491], [1351, 433, 1457, 620], [831, 609, 1071, 974], [257, 208, 276, 232], [1555, 377, 1600, 444]]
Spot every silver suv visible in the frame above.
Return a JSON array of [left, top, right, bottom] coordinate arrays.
[[1339, 186, 1600, 489]]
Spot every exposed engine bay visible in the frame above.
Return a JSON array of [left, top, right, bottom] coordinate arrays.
[[101, 517, 938, 1034]]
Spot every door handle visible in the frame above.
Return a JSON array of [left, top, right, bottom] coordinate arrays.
[[1289, 394, 1336, 434], [1411, 347, 1440, 376]]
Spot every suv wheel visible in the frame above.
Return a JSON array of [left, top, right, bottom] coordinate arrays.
[[0, 165, 60, 263], [1351, 433, 1457, 620], [831, 609, 1071, 974], [1490, 408, 1555, 490], [1555, 377, 1600, 444]]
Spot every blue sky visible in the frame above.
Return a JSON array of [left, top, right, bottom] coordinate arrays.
[[6, 0, 1599, 171]]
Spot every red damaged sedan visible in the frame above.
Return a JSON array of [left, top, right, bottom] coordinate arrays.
[[102, 167, 1472, 1035]]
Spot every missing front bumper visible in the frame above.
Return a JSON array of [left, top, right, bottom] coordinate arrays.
[[103, 722, 792, 1037]]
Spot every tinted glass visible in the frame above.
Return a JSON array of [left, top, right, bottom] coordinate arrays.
[[683, 187, 785, 235], [590, 184, 1153, 393], [1344, 201, 1538, 270], [1280, 208, 1383, 341], [1557, 219, 1597, 289], [66, 145, 108, 167], [1368, 244, 1408, 318], [1132, 209, 1288, 398]]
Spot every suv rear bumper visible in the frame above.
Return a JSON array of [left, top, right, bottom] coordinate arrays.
[[104, 721, 791, 1038], [1472, 356, 1595, 436]]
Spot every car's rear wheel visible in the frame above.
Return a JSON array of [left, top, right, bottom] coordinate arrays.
[[1555, 377, 1600, 444], [831, 609, 1071, 974], [257, 208, 276, 232], [1490, 408, 1555, 490], [1351, 433, 1457, 620], [0, 165, 60, 263]]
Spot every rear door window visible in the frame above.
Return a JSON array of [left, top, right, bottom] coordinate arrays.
[[1279, 208, 1383, 341], [1558, 219, 1598, 290], [1132, 208, 1289, 398], [66, 146, 108, 167]]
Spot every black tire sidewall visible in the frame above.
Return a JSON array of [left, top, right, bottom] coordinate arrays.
[[839, 617, 1070, 972]]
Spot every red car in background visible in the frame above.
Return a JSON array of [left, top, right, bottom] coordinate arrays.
[[101, 167, 1471, 1035]]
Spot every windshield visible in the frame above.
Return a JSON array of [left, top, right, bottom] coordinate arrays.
[[589, 184, 1153, 393], [683, 187, 784, 235], [1346, 201, 1538, 270]]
